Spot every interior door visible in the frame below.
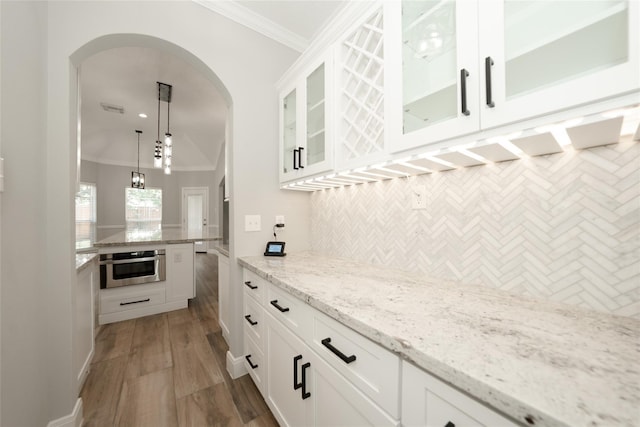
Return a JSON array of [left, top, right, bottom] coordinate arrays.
[[182, 187, 209, 252]]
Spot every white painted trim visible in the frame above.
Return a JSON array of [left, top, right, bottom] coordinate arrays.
[[77, 347, 94, 394], [47, 398, 83, 427], [226, 350, 248, 380], [96, 225, 125, 230], [193, 0, 308, 52], [81, 154, 217, 172], [98, 300, 187, 324]]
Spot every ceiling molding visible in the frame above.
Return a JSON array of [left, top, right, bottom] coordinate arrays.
[[81, 155, 217, 172], [192, 0, 309, 52]]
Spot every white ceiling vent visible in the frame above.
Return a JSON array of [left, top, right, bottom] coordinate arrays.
[[100, 102, 125, 114]]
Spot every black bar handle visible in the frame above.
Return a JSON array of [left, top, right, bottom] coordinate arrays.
[[293, 148, 299, 170], [120, 298, 150, 306], [301, 362, 311, 400], [460, 69, 470, 116], [270, 299, 290, 313], [244, 280, 258, 290], [245, 355, 258, 370], [293, 355, 303, 390], [485, 56, 495, 108], [244, 314, 258, 326], [321, 338, 356, 364], [298, 147, 304, 169], [445, 422, 455, 427]]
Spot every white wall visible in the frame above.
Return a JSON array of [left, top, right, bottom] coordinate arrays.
[[1, 1, 311, 424]]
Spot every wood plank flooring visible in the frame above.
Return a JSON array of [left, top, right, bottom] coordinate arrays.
[[81, 253, 278, 427]]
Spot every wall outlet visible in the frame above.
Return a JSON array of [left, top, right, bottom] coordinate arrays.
[[412, 185, 427, 210], [275, 215, 285, 227], [245, 214, 261, 232]]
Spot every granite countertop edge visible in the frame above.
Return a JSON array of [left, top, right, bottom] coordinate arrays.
[[237, 252, 640, 427], [75, 253, 98, 272]]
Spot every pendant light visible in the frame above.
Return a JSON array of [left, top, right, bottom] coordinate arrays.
[[131, 130, 145, 189], [156, 82, 173, 175], [154, 83, 163, 168]]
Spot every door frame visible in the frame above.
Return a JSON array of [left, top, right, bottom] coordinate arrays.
[[181, 187, 209, 251]]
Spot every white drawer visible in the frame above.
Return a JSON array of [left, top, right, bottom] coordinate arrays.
[[100, 284, 165, 314], [244, 334, 265, 395], [243, 269, 266, 305], [402, 361, 517, 427], [266, 283, 312, 337], [311, 310, 400, 419], [243, 295, 264, 349]]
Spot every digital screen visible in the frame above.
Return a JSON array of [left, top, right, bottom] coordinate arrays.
[[267, 243, 284, 253]]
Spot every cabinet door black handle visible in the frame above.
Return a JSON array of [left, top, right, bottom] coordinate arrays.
[[244, 314, 258, 326], [460, 68, 470, 116], [445, 422, 455, 427], [301, 362, 311, 400], [298, 147, 304, 169], [485, 56, 495, 108], [270, 299, 290, 313], [293, 148, 299, 170], [245, 355, 258, 370], [120, 298, 150, 306], [293, 355, 303, 390], [244, 281, 258, 290], [321, 338, 356, 364]]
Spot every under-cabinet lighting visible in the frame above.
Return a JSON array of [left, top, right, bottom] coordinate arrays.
[[455, 148, 488, 163], [491, 137, 525, 157], [563, 117, 585, 127], [421, 155, 454, 168], [396, 162, 432, 173], [551, 127, 573, 147]]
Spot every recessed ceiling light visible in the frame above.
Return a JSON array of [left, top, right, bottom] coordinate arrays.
[[138, 113, 147, 118]]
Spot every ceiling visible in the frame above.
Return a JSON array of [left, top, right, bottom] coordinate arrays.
[[80, 1, 345, 172]]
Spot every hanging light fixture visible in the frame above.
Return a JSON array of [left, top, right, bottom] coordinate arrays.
[[154, 83, 163, 168], [131, 130, 145, 189], [156, 82, 173, 175]]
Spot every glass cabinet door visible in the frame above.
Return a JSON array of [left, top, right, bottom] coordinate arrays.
[[402, 0, 458, 134], [306, 64, 326, 167], [503, 0, 628, 99], [282, 89, 297, 175]]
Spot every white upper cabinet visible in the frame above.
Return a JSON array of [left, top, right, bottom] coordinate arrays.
[[386, 0, 481, 153], [479, 0, 640, 129], [279, 54, 334, 182], [387, 0, 640, 154]]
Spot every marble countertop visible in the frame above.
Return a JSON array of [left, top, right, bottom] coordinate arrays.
[[238, 252, 640, 427], [94, 228, 221, 247], [75, 252, 97, 272]]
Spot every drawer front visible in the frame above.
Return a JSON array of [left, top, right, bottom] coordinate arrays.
[[266, 283, 312, 338], [100, 286, 165, 314], [243, 269, 266, 305], [402, 361, 517, 427], [311, 310, 400, 419], [244, 295, 265, 348], [244, 334, 265, 395]]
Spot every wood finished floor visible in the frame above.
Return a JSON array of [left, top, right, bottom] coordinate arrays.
[[81, 253, 278, 427]]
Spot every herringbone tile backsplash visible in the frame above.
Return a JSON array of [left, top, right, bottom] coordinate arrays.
[[310, 137, 640, 319]]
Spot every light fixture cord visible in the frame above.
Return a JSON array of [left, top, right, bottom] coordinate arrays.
[[157, 84, 161, 143], [137, 131, 140, 173], [167, 98, 171, 134]]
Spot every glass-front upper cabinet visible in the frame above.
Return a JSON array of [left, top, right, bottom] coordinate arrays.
[[479, 0, 640, 128], [386, 0, 480, 153], [279, 54, 333, 183]]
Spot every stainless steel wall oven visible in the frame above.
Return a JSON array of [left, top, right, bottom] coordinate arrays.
[[99, 249, 166, 289]]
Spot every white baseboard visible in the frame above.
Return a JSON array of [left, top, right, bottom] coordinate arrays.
[[47, 398, 83, 427], [226, 350, 247, 379], [77, 348, 94, 394]]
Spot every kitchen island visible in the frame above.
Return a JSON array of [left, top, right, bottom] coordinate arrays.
[[239, 251, 640, 427], [94, 228, 220, 324]]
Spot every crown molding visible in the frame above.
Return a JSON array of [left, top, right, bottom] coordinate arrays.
[[192, 0, 309, 52], [81, 155, 216, 172]]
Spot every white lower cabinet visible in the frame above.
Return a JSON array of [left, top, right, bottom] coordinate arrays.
[[402, 361, 517, 427], [266, 311, 398, 427], [165, 243, 195, 302]]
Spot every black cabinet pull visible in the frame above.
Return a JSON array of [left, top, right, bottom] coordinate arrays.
[[120, 298, 150, 306], [245, 355, 258, 370], [301, 362, 311, 400], [445, 422, 455, 427], [293, 148, 299, 170], [298, 147, 304, 169], [460, 68, 470, 116], [244, 281, 258, 290], [293, 355, 303, 390], [244, 314, 258, 326], [485, 56, 495, 108], [270, 299, 290, 313], [321, 338, 356, 364]]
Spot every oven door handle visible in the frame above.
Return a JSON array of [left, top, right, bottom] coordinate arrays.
[[99, 256, 164, 265]]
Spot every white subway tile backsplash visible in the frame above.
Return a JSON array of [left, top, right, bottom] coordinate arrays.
[[310, 137, 640, 319]]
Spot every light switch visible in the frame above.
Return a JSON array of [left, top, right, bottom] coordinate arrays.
[[275, 215, 285, 227], [245, 214, 261, 232], [412, 185, 427, 210]]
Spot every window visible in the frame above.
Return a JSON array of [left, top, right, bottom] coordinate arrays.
[[125, 188, 162, 232], [76, 183, 97, 250]]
